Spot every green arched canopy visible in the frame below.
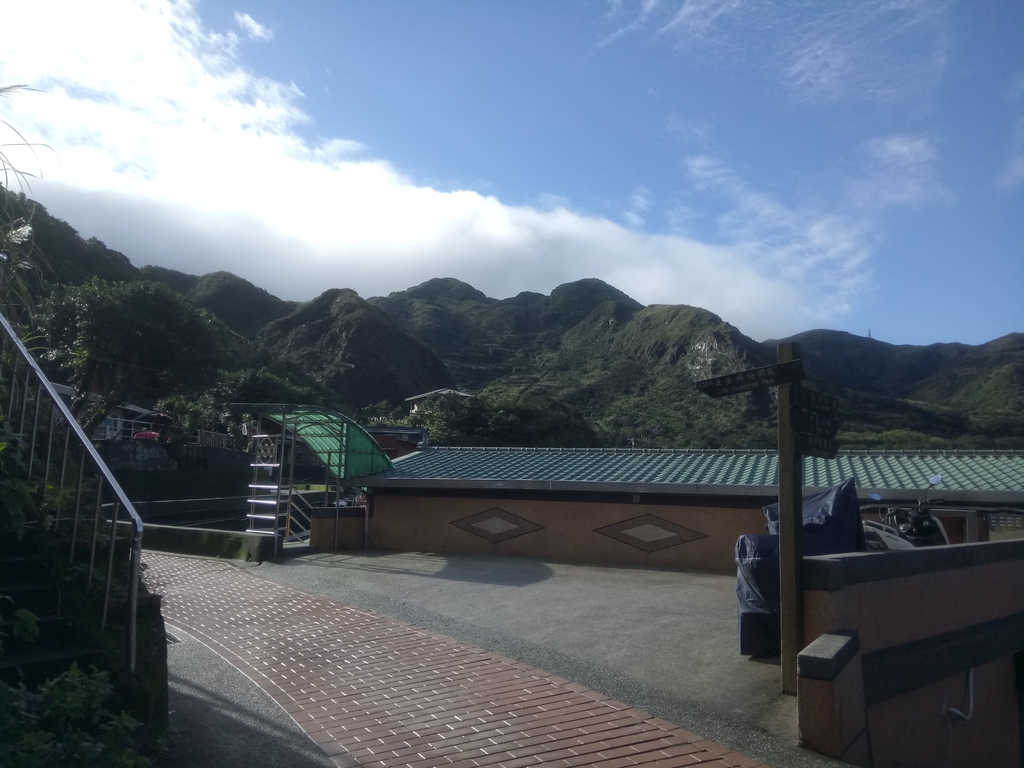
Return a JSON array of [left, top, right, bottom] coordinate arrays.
[[231, 403, 393, 480]]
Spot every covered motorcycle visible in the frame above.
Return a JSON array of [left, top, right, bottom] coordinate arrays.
[[735, 478, 866, 656]]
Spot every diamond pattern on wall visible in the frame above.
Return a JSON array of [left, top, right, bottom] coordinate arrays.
[[452, 508, 544, 544], [595, 514, 706, 552]]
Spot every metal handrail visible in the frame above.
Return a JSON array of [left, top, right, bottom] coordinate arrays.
[[0, 311, 143, 673]]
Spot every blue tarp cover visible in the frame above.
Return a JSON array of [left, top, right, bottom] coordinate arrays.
[[735, 478, 865, 656]]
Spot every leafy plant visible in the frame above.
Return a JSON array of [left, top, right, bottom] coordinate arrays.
[[0, 664, 150, 767], [0, 85, 52, 327]]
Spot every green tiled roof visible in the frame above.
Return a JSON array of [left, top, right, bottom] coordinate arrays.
[[354, 447, 1024, 503]]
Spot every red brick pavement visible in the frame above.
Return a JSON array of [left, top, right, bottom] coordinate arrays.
[[145, 553, 769, 768]]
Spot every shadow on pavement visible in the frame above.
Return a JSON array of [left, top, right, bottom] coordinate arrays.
[[288, 550, 555, 587], [156, 629, 333, 768]]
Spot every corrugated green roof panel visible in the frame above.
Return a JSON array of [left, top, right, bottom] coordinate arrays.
[[361, 447, 1024, 496], [260, 406, 393, 480]]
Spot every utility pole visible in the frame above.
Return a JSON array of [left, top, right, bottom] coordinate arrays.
[[695, 342, 838, 694], [776, 342, 803, 695]]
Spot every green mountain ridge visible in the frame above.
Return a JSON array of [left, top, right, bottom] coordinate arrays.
[[258, 288, 453, 408], [9, 188, 1023, 448]]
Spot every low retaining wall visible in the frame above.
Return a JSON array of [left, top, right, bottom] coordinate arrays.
[[798, 540, 1024, 767], [142, 524, 276, 562], [310, 507, 370, 551]]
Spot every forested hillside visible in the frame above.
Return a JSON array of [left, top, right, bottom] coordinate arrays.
[[7, 188, 1023, 449]]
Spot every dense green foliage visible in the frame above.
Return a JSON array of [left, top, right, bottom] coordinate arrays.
[[182, 271, 294, 338], [0, 665, 150, 767], [0, 191, 44, 326], [0, 418, 151, 766], [366, 277, 1024, 449], [40, 280, 223, 429], [359, 391, 599, 447]]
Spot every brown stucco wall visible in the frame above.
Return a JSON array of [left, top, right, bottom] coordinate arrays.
[[804, 553, 1024, 653], [360, 493, 767, 572], [800, 542, 1024, 767], [310, 515, 366, 551], [865, 656, 1018, 768]]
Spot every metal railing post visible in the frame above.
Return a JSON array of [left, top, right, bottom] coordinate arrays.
[[102, 500, 120, 629], [88, 476, 104, 593], [0, 311, 144, 674], [55, 427, 71, 529], [27, 381, 42, 479]]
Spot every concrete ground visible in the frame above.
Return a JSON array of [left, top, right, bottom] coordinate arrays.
[[232, 550, 835, 768], [158, 624, 335, 768]]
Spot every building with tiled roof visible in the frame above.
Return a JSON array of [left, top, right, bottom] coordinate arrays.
[[354, 447, 1024, 505], [329, 448, 1024, 572]]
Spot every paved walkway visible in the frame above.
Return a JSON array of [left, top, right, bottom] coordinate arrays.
[[146, 553, 768, 768]]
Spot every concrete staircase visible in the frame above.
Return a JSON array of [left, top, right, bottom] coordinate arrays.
[[0, 552, 92, 687]]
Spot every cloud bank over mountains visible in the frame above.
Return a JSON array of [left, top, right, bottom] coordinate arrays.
[[0, 0, 1003, 341]]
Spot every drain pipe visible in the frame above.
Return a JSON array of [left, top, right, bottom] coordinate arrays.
[[944, 667, 974, 722], [943, 667, 974, 768]]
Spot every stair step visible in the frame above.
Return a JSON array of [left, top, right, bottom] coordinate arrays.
[[0, 646, 96, 687], [246, 530, 279, 537], [0, 615, 69, 652], [0, 583, 59, 607], [247, 514, 278, 521], [247, 499, 278, 505], [250, 463, 281, 468], [0, 555, 48, 582], [248, 484, 280, 490], [0, 581, 53, 590]]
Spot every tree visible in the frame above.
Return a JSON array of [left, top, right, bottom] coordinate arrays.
[[407, 391, 599, 447], [40, 279, 222, 429]]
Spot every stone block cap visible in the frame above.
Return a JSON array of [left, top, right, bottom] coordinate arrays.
[[798, 631, 860, 681]]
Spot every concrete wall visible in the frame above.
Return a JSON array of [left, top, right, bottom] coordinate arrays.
[[143, 524, 276, 562], [354, 492, 768, 572], [310, 508, 368, 551], [798, 540, 1024, 767]]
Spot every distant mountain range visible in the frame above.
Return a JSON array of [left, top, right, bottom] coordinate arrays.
[[20, 191, 1024, 449]]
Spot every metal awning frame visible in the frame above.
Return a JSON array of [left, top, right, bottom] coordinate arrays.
[[230, 403, 394, 482]]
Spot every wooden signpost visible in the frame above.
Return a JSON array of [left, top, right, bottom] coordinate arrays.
[[695, 342, 839, 694]]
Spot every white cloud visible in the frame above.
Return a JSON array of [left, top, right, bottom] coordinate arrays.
[[623, 187, 652, 228], [660, 0, 744, 41], [666, 114, 711, 145], [685, 154, 872, 318], [602, 0, 950, 105], [234, 11, 273, 42], [0, 0, 874, 339], [849, 134, 953, 209]]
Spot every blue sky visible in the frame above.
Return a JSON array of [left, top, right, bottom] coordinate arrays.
[[2, 1, 1022, 344]]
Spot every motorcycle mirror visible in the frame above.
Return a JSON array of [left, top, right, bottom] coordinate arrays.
[[928, 474, 942, 487], [869, 493, 882, 501]]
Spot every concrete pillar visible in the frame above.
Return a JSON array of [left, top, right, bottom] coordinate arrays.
[[798, 631, 871, 766]]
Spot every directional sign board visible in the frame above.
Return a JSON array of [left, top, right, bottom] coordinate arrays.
[[796, 432, 839, 459], [790, 388, 839, 416], [791, 408, 840, 439], [695, 359, 804, 398]]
